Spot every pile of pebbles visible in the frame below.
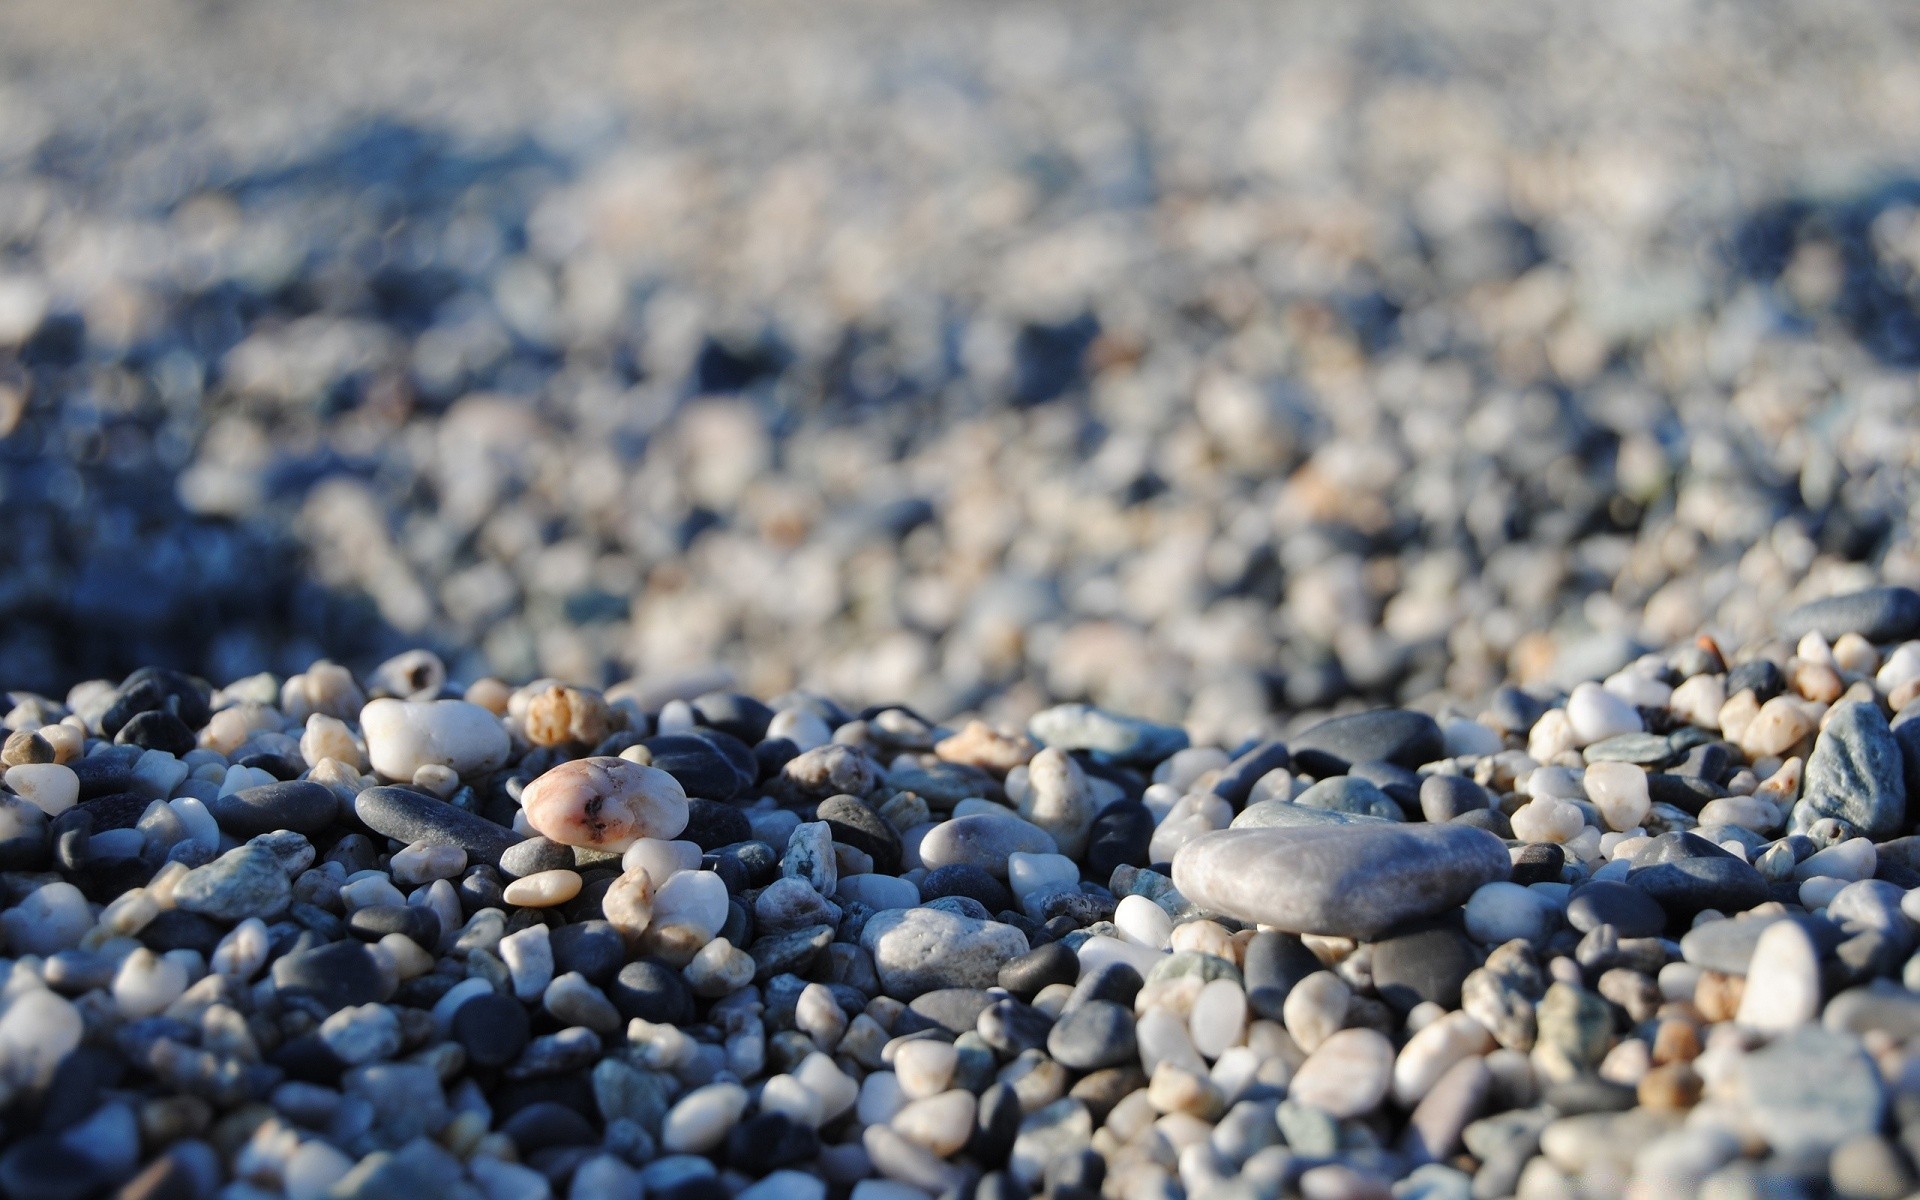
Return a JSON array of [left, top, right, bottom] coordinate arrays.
[[5, 0, 1920, 732], [7, 585, 1920, 1198]]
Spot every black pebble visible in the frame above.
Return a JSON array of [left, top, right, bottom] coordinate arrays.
[[1065, 961, 1142, 1013], [1370, 919, 1479, 1013], [452, 993, 531, 1069], [551, 920, 624, 986], [1567, 880, 1667, 938], [1509, 843, 1565, 886], [459, 865, 507, 914], [753, 738, 799, 783], [346, 904, 440, 949], [1724, 659, 1785, 702], [923, 864, 1016, 913], [611, 959, 694, 1024], [644, 734, 752, 802], [967, 1083, 1022, 1166], [680, 799, 752, 851], [726, 1112, 819, 1173], [1083, 801, 1154, 884], [51, 807, 92, 873], [115, 710, 197, 757], [1210, 740, 1290, 806], [692, 691, 775, 745], [1419, 775, 1497, 823], [1348, 759, 1423, 815], [1243, 931, 1323, 1020], [501, 1100, 597, 1152], [209, 780, 338, 837], [68, 757, 133, 801], [1289, 708, 1445, 775], [77, 793, 147, 831], [0, 1135, 101, 1200], [998, 941, 1080, 999], [140, 909, 225, 955], [271, 940, 387, 1013], [814, 794, 901, 874]]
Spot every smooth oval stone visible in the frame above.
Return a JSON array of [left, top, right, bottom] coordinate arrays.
[[1292, 776, 1404, 822], [271, 941, 386, 1012], [815, 794, 902, 875], [1370, 920, 1478, 1014], [1242, 931, 1323, 1020], [206, 781, 337, 837], [1289, 709, 1445, 775], [692, 692, 775, 745], [1625, 832, 1769, 921], [521, 757, 690, 851], [922, 865, 1017, 914], [1778, 586, 1920, 643], [1566, 881, 1666, 938], [1419, 775, 1497, 824], [452, 992, 531, 1067], [919, 813, 1057, 879], [355, 786, 522, 866], [611, 960, 694, 1025], [1047, 1000, 1135, 1070], [1171, 824, 1511, 939], [115, 711, 195, 757], [499, 836, 577, 880], [361, 699, 510, 781], [1230, 801, 1388, 830], [643, 735, 752, 802], [999, 942, 1081, 999]]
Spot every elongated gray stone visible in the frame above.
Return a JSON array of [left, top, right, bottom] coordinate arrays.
[[1171, 824, 1510, 939]]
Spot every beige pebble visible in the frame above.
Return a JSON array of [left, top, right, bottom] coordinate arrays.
[[1739, 696, 1816, 759], [502, 869, 582, 908], [300, 714, 361, 771], [524, 685, 620, 748], [1289, 1027, 1394, 1118]]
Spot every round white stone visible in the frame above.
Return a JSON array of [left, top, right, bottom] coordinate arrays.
[[360, 698, 510, 781], [1582, 762, 1651, 832], [1288, 1027, 1395, 1118], [662, 1083, 750, 1154]]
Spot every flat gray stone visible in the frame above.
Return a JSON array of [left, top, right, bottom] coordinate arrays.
[[1171, 823, 1511, 939], [860, 907, 1030, 999], [1729, 1025, 1885, 1156]]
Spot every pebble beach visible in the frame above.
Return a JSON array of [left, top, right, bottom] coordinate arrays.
[[7, 1, 1920, 1198]]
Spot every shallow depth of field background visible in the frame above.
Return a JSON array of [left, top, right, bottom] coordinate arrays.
[[4, 0, 1920, 741]]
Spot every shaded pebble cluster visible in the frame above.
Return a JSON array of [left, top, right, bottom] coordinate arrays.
[[7, 585, 1920, 1197]]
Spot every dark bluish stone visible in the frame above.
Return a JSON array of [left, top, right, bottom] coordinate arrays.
[[1066, 961, 1142, 1013], [902, 988, 996, 1036], [1487, 687, 1552, 736], [1210, 740, 1290, 806], [1289, 708, 1445, 775], [139, 909, 224, 955], [108, 667, 212, 734], [1509, 843, 1565, 886], [923, 864, 1016, 913], [1084, 801, 1154, 883], [501, 1101, 596, 1151], [642, 734, 751, 802], [748, 925, 833, 982], [458, 865, 506, 914], [453, 993, 531, 1068], [1567, 881, 1667, 938], [752, 738, 799, 783], [354, 786, 521, 866], [1725, 659, 1786, 702], [978, 998, 1055, 1056], [1370, 920, 1478, 1013], [207, 781, 337, 837], [1242, 931, 1322, 1020], [77, 793, 146, 831], [998, 941, 1081, 1000], [0, 1135, 102, 1200], [115, 710, 195, 756], [707, 840, 777, 891], [691, 692, 775, 745], [726, 1112, 818, 1173], [270, 941, 386, 1013], [550, 921, 623, 986], [1779, 586, 1920, 643], [68, 756, 133, 801], [968, 1083, 1023, 1166], [1348, 760, 1423, 814], [680, 799, 752, 851], [814, 794, 901, 875], [346, 905, 439, 949], [1626, 832, 1769, 921], [51, 807, 91, 873], [1453, 807, 1513, 838], [1675, 743, 1733, 782], [37, 1046, 123, 1132], [1419, 775, 1497, 823], [271, 1033, 346, 1085], [237, 752, 306, 782], [1799, 702, 1907, 840], [610, 960, 693, 1025], [1047, 999, 1136, 1069], [719, 899, 752, 947], [1646, 773, 1726, 814]]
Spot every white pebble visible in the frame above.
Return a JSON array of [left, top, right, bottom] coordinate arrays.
[[1464, 882, 1552, 945], [856, 1072, 907, 1126], [662, 1082, 751, 1154], [499, 923, 554, 1002], [112, 948, 188, 1018], [1566, 682, 1643, 745], [0, 882, 91, 955], [360, 698, 511, 781], [1736, 919, 1821, 1033], [1510, 797, 1586, 844], [892, 1039, 958, 1099], [623, 838, 705, 884], [1582, 762, 1650, 832], [1115, 895, 1174, 950], [503, 869, 583, 908], [3, 763, 77, 816], [390, 842, 466, 886], [794, 1052, 858, 1121], [763, 1073, 828, 1128], [1007, 852, 1079, 901], [1188, 977, 1248, 1060]]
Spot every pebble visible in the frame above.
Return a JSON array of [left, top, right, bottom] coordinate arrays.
[[862, 907, 1030, 996], [1566, 683, 1643, 745], [520, 757, 690, 851], [1799, 701, 1906, 839], [361, 698, 511, 780], [501, 868, 583, 907], [173, 842, 294, 922], [1780, 586, 1920, 643], [1288, 709, 1444, 775], [206, 779, 337, 836], [4, 763, 78, 816], [1172, 823, 1511, 938], [917, 812, 1058, 877], [1289, 1027, 1395, 1117]]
